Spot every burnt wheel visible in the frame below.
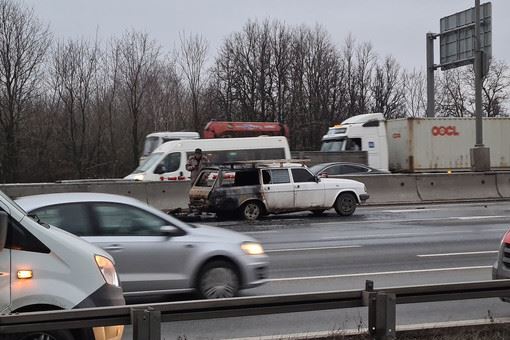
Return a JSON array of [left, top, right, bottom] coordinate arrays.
[[240, 201, 263, 220], [334, 192, 357, 216]]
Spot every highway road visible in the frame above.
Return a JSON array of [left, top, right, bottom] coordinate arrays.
[[123, 201, 510, 339]]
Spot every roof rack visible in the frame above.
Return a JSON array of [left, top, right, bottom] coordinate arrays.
[[218, 159, 311, 169]]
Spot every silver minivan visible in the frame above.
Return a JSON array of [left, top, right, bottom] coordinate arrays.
[[17, 192, 268, 299]]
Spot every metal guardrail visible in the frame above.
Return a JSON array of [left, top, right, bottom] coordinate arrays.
[[1, 279, 510, 340]]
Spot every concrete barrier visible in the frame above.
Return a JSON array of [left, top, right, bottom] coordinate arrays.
[[496, 173, 510, 198], [416, 173, 501, 201], [346, 174, 421, 205], [145, 181, 190, 211]]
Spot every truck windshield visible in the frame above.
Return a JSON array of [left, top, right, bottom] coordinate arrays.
[[142, 137, 160, 156], [320, 139, 346, 152], [133, 152, 164, 173]]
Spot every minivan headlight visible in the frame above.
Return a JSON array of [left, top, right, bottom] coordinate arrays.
[[95, 255, 120, 287], [241, 242, 265, 256]]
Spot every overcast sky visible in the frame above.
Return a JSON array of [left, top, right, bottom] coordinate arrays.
[[24, 0, 509, 71]]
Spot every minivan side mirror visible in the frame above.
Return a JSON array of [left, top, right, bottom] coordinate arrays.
[[0, 211, 8, 250]]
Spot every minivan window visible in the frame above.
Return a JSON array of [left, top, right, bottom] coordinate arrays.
[[92, 203, 169, 236], [33, 203, 94, 236], [5, 216, 50, 253], [155, 152, 180, 174], [186, 148, 285, 165]]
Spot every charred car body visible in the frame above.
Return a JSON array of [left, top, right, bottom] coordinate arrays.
[[189, 162, 369, 220]]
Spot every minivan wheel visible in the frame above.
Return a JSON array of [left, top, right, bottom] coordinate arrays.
[[6, 330, 75, 340], [334, 193, 357, 216], [240, 201, 263, 220], [197, 260, 240, 299]]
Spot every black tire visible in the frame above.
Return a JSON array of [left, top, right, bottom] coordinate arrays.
[[310, 209, 326, 216], [197, 260, 240, 299], [239, 201, 263, 220], [5, 330, 76, 340], [334, 192, 357, 216]]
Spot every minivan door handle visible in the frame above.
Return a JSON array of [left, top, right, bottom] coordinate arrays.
[[103, 244, 124, 252]]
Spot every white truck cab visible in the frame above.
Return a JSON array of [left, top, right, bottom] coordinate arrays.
[[0, 190, 124, 340], [321, 113, 389, 171]]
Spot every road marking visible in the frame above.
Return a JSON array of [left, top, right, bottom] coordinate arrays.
[[383, 208, 436, 213], [455, 215, 506, 220], [268, 265, 492, 282], [266, 245, 361, 253], [417, 250, 498, 257]]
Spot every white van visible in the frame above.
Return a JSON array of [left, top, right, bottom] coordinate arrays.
[[140, 131, 200, 164], [125, 136, 291, 182], [0, 190, 124, 340]]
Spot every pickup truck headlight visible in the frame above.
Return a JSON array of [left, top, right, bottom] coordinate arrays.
[[95, 255, 120, 287], [241, 242, 265, 256]]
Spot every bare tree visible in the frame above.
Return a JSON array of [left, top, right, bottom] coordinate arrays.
[[50, 38, 101, 177], [401, 69, 427, 117], [116, 31, 161, 167], [371, 56, 405, 118], [178, 32, 208, 130], [436, 67, 472, 117], [0, 0, 50, 182], [480, 60, 510, 117]]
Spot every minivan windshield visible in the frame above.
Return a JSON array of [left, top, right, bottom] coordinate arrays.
[[133, 152, 164, 173]]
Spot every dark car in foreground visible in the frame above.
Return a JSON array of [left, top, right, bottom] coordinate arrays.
[[309, 162, 390, 177]]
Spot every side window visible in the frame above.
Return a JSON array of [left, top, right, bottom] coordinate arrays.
[[92, 203, 169, 236], [266, 169, 290, 184], [323, 165, 342, 176], [291, 168, 316, 183], [346, 138, 362, 151], [33, 204, 94, 236], [156, 152, 181, 174], [343, 165, 369, 174], [5, 217, 50, 253]]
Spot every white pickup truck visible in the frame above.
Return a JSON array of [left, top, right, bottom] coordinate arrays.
[[189, 162, 369, 220]]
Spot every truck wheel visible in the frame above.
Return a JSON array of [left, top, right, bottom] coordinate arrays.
[[6, 330, 75, 340], [334, 193, 357, 216], [197, 260, 240, 299], [240, 201, 263, 220]]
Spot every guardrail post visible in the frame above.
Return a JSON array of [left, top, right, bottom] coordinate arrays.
[[368, 293, 396, 340], [131, 307, 161, 340]]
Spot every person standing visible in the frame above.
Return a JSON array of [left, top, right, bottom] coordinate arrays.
[[186, 148, 209, 182]]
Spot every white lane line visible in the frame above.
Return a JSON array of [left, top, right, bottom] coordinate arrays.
[[455, 215, 506, 220], [266, 245, 361, 253], [417, 250, 498, 257], [268, 265, 491, 282], [383, 208, 437, 213]]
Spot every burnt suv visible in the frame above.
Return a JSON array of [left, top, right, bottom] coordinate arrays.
[[189, 162, 369, 220]]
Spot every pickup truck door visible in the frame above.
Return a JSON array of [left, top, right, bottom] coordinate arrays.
[[291, 168, 325, 209], [261, 169, 294, 211]]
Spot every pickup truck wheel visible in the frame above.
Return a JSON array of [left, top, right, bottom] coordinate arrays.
[[240, 201, 263, 220], [5, 330, 75, 340], [334, 193, 357, 216]]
